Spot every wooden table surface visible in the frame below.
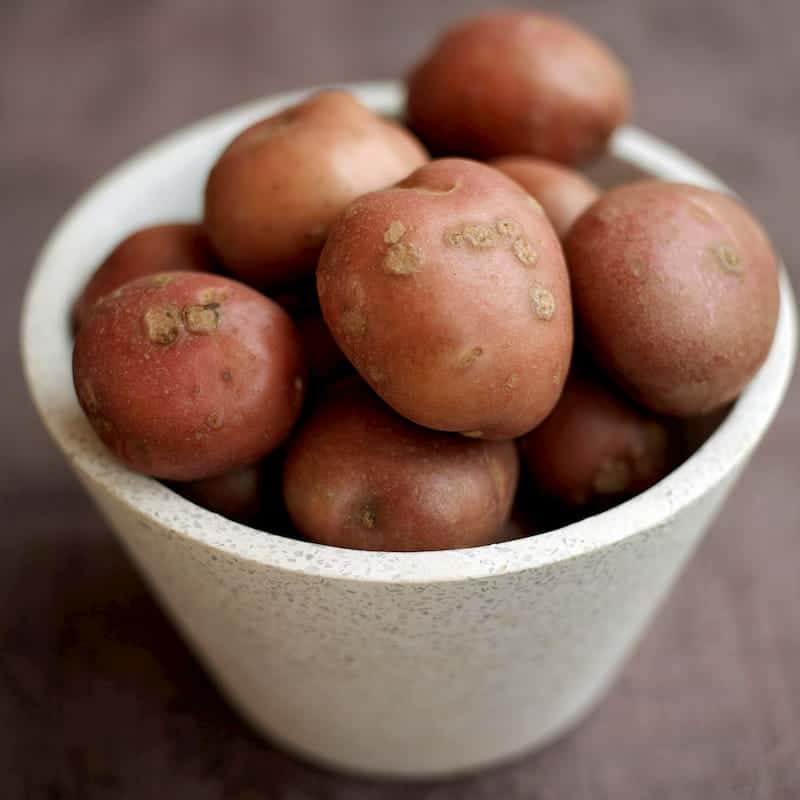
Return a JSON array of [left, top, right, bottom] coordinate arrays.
[[3, 1, 799, 797]]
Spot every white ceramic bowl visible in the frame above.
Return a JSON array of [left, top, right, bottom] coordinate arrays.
[[21, 82, 797, 779]]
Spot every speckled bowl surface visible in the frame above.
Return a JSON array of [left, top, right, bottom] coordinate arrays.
[[21, 82, 797, 779]]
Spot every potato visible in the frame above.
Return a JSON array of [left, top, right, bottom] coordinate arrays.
[[73, 223, 216, 330], [204, 90, 428, 289], [282, 379, 519, 551], [519, 373, 675, 508], [491, 157, 600, 238], [317, 158, 573, 440], [407, 11, 630, 164], [565, 181, 780, 416], [73, 272, 306, 481], [175, 462, 266, 523]]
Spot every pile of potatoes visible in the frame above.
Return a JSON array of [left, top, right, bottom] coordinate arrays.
[[72, 11, 780, 551]]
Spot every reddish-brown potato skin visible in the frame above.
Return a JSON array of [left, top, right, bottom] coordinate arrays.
[[204, 91, 428, 289], [73, 223, 216, 330], [565, 181, 780, 416], [491, 157, 600, 238], [73, 272, 306, 481], [407, 11, 630, 164], [282, 380, 519, 551], [176, 462, 266, 523], [317, 158, 573, 439], [519, 373, 674, 508]]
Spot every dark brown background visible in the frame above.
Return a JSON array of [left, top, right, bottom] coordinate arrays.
[[3, 1, 799, 798]]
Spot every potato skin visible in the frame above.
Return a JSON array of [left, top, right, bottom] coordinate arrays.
[[282, 380, 519, 551], [73, 272, 306, 481], [519, 373, 674, 508], [407, 11, 630, 164], [565, 181, 780, 416], [175, 462, 266, 523], [491, 157, 599, 238], [73, 223, 216, 330], [204, 91, 428, 289], [317, 158, 573, 440]]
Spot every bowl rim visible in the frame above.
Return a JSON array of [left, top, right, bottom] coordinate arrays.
[[20, 81, 798, 584]]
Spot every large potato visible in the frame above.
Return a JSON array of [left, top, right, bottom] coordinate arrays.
[[73, 272, 306, 480], [317, 158, 573, 440], [519, 373, 675, 508], [565, 181, 780, 416], [407, 11, 630, 164], [204, 91, 428, 289], [491, 157, 600, 238], [73, 223, 216, 330], [283, 379, 519, 551]]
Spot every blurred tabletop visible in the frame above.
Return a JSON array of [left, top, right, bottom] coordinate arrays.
[[2, 1, 799, 798]]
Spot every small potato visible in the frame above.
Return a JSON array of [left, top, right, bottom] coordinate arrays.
[[204, 91, 428, 289], [175, 462, 266, 524], [73, 223, 216, 330], [407, 11, 630, 164], [73, 272, 306, 481], [519, 373, 675, 508], [283, 380, 519, 551], [491, 157, 600, 238], [317, 158, 573, 439], [565, 181, 780, 416]]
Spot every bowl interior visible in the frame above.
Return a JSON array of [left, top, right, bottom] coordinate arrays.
[[21, 81, 798, 583]]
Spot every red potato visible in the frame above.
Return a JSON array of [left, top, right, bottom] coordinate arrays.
[[283, 379, 519, 551], [204, 91, 428, 289], [565, 181, 780, 416], [317, 158, 573, 440], [519, 373, 675, 508], [407, 11, 630, 164], [73, 272, 306, 481], [176, 462, 266, 524], [73, 223, 216, 330], [491, 157, 600, 238]]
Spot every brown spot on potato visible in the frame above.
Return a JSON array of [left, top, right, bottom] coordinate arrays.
[[461, 430, 484, 438], [367, 365, 387, 385], [593, 457, 632, 495], [80, 381, 99, 413], [182, 303, 221, 334], [383, 242, 422, 275], [358, 499, 378, 530], [221, 369, 233, 382], [530, 286, 556, 320], [495, 218, 521, 239], [526, 194, 545, 214], [505, 373, 520, 390], [206, 411, 224, 430], [198, 287, 231, 305], [458, 347, 484, 369], [713, 244, 743, 275], [688, 199, 714, 224], [190, 385, 201, 398], [512, 237, 538, 266], [627, 255, 647, 279], [144, 307, 181, 345], [342, 308, 367, 337], [445, 223, 497, 248], [383, 221, 407, 244]]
